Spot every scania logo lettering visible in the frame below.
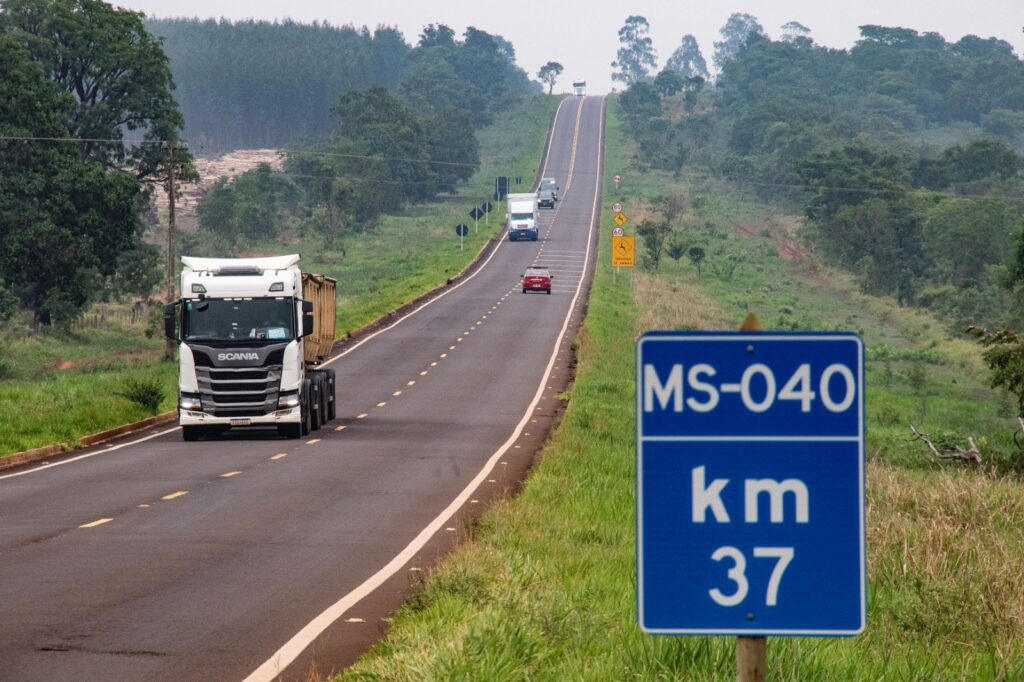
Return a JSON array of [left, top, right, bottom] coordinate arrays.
[[218, 352, 259, 361]]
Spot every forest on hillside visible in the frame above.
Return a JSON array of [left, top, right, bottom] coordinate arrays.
[[615, 16, 1024, 324], [147, 18, 537, 152]]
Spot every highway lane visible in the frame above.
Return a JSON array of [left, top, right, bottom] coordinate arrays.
[[0, 94, 605, 681]]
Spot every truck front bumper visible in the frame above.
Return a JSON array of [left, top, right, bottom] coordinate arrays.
[[179, 408, 300, 427]]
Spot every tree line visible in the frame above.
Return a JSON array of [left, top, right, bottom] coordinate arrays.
[[147, 18, 536, 152]]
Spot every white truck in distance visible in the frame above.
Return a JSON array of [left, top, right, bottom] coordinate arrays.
[[506, 192, 539, 241], [164, 254, 337, 441]]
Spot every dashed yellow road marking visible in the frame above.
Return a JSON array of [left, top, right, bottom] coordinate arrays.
[[430, 362, 438, 367], [271, 453, 288, 460], [393, 390, 402, 396], [440, 353, 447, 358], [376, 402, 387, 407], [345, 618, 365, 623], [407, 380, 416, 386], [79, 518, 113, 528], [306, 438, 321, 445], [335, 425, 347, 431], [221, 471, 242, 478], [457, 337, 463, 342], [356, 413, 368, 419], [138, 504, 150, 508], [449, 345, 456, 350], [162, 491, 189, 500], [420, 370, 428, 376]]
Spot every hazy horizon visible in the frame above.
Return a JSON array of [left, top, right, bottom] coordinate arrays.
[[118, 0, 1024, 95]]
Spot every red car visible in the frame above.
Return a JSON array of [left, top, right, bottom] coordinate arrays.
[[522, 266, 552, 294]]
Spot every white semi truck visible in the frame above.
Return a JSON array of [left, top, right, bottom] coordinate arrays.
[[164, 254, 337, 441], [506, 192, 539, 241]]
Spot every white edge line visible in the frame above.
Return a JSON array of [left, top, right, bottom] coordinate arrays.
[[244, 95, 602, 682], [0, 426, 180, 481]]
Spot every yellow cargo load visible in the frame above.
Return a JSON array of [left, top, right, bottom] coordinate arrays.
[[301, 272, 337, 363]]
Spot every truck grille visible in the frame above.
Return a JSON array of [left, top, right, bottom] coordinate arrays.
[[192, 349, 284, 417]]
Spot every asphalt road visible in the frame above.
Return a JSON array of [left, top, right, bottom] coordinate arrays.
[[0, 94, 605, 681]]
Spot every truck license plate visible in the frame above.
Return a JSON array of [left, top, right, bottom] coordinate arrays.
[[230, 418, 251, 426]]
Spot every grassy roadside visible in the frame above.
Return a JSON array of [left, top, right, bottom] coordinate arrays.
[[0, 95, 561, 458], [340, 98, 1024, 679]]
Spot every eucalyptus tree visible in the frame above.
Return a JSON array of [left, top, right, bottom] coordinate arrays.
[[611, 15, 657, 84]]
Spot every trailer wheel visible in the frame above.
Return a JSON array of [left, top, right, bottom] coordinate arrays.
[[326, 370, 336, 420]]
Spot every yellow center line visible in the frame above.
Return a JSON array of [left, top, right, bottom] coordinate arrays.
[[420, 370, 428, 376], [457, 337, 463, 342], [440, 353, 447, 358], [306, 438, 321, 445], [376, 401, 387, 407], [162, 491, 189, 500], [221, 471, 242, 478], [449, 345, 456, 350], [356, 413, 368, 419], [271, 453, 288, 460], [430, 362, 438, 367], [335, 425, 347, 431], [407, 380, 416, 386], [138, 504, 150, 508], [79, 518, 113, 528], [393, 390, 402, 396]]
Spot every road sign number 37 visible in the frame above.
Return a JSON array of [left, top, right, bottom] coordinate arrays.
[[644, 362, 856, 414]]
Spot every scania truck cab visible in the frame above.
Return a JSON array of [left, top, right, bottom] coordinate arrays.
[[164, 254, 337, 441]]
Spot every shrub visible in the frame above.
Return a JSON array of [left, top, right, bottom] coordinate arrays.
[[118, 376, 165, 414]]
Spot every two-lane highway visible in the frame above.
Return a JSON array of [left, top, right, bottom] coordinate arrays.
[[0, 94, 605, 681]]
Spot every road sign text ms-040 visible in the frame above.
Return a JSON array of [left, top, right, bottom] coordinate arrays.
[[636, 332, 865, 637]]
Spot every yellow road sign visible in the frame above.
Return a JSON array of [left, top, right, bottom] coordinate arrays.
[[614, 211, 629, 227], [612, 235, 635, 268]]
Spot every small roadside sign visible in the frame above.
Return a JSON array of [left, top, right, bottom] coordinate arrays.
[[482, 202, 493, 213], [636, 332, 866, 636], [612, 235, 635, 267], [612, 226, 625, 237], [470, 207, 484, 220], [614, 212, 629, 227], [614, 174, 621, 186], [612, 202, 623, 213], [455, 224, 468, 237]]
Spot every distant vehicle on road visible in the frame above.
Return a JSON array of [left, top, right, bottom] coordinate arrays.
[[522, 266, 552, 294], [506, 192, 539, 241], [573, 79, 586, 96], [538, 188, 556, 208], [539, 176, 559, 202]]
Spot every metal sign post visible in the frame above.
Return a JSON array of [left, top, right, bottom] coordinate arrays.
[[482, 201, 493, 225], [470, 207, 483, 234], [636, 315, 866, 682], [455, 223, 468, 251]]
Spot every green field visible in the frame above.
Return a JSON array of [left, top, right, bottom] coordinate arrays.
[[0, 95, 560, 458], [340, 98, 1024, 680]]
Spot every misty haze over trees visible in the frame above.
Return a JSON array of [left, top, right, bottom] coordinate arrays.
[[616, 12, 1024, 391], [147, 18, 537, 152]]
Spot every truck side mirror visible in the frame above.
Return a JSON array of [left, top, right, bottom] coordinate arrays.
[[163, 303, 178, 341], [302, 300, 314, 337]]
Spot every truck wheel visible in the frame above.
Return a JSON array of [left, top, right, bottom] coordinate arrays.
[[301, 379, 312, 435], [546, 289, 551, 295], [279, 423, 302, 439], [182, 425, 203, 441], [326, 370, 337, 420], [316, 373, 328, 427], [310, 377, 322, 431]]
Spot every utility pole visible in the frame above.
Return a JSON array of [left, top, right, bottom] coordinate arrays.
[[165, 142, 178, 360]]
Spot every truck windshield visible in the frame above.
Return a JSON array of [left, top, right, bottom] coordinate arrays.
[[183, 298, 295, 345], [511, 212, 534, 221]]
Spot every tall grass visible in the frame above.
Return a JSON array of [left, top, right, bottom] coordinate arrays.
[[340, 97, 1024, 680]]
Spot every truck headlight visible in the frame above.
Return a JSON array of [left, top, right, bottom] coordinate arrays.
[[179, 393, 202, 411], [278, 391, 300, 408]]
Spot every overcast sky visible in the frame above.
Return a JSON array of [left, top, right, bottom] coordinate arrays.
[[118, 0, 1023, 94]]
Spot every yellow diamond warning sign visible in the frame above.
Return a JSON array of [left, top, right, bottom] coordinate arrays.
[[614, 211, 629, 227], [612, 235, 635, 268]]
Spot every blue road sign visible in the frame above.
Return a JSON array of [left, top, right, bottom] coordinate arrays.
[[636, 332, 865, 636]]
